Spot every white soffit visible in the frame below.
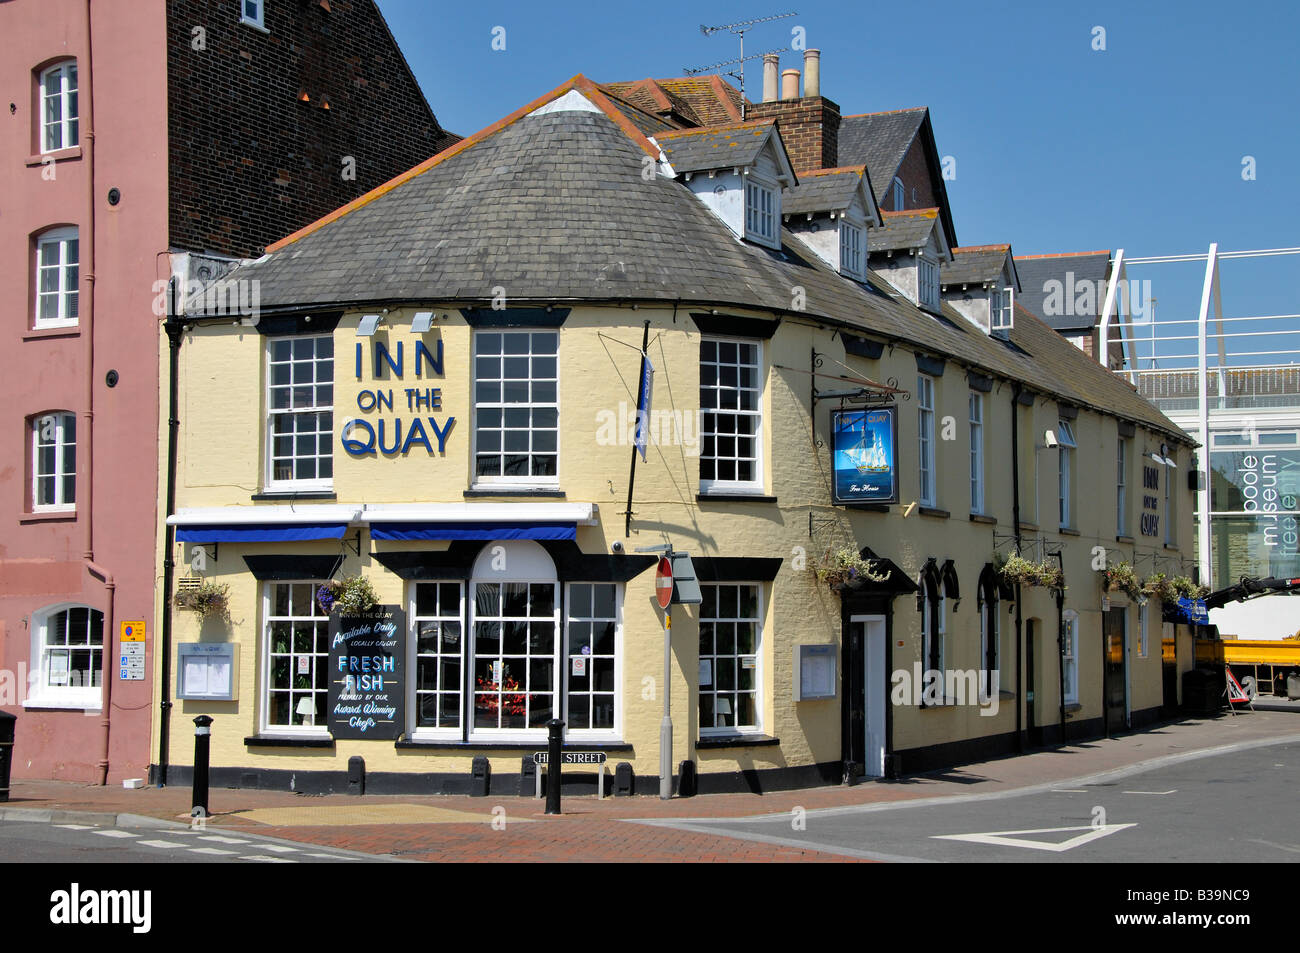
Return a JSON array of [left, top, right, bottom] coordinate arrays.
[[529, 89, 602, 116], [362, 502, 599, 525]]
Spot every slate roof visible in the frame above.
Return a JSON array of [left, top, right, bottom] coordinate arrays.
[[838, 109, 926, 203], [210, 75, 1187, 444], [943, 245, 1015, 287], [868, 209, 941, 253], [655, 121, 780, 173], [783, 167, 870, 217], [1015, 251, 1112, 332]]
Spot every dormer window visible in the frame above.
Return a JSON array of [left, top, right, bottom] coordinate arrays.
[[918, 256, 940, 309], [992, 286, 1014, 331], [839, 222, 864, 279], [745, 180, 777, 248]]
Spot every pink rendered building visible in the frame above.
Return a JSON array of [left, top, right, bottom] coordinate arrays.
[[0, 0, 456, 783]]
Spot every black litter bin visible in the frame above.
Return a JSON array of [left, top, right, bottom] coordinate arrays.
[[1182, 667, 1224, 716], [0, 711, 15, 802]]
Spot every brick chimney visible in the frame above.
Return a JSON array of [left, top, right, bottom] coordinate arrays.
[[744, 49, 840, 174]]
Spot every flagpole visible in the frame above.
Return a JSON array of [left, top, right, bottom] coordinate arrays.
[[624, 320, 651, 538]]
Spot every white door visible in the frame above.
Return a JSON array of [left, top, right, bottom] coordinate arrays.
[[855, 614, 888, 778]]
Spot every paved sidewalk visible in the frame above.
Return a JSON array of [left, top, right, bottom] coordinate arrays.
[[3, 712, 1295, 862]]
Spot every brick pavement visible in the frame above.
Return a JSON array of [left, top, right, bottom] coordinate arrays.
[[4, 712, 1296, 862]]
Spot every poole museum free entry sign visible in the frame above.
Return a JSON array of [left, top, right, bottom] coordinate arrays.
[[327, 605, 405, 739], [831, 407, 899, 505]]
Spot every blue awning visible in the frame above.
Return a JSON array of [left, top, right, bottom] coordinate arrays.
[[369, 521, 576, 541], [176, 523, 349, 543]]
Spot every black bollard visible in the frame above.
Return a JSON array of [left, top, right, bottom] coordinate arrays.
[[192, 715, 212, 821], [544, 719, 563, 815]]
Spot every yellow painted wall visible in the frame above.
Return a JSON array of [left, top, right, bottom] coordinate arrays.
[[156, 303, 1194, 778]]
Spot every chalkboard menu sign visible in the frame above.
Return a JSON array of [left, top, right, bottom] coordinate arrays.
[[327, 605, 405, 740]]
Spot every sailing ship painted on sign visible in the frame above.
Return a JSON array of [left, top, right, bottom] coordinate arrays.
[[832, 408, 898, 504]]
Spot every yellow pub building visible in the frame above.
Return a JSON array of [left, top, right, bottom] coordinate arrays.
[[151, 75, 1198, 795]]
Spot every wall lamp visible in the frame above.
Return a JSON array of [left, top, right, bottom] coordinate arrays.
[[356, 313, 382, 336]]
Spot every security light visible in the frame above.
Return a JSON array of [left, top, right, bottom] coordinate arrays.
[[356, 313, 381, 336], [1043, 429, 1059, 448], [410, 311, 433, 333]]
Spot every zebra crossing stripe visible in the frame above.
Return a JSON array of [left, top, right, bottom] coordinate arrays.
[[93, 829, 138, 839]]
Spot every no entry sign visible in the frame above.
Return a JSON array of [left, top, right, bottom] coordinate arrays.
[[655, 556, 673, 609]]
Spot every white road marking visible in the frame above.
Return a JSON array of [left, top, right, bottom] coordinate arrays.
[[55, 824, 96, 830], [199, 835, 251, 845], [1122, 789, 1176, 795], [242, 855, 297, 863], [261, 844, 299, 853], [1247, 838, 1300, 855], [933, 823, 1138, 853], [1051, 789, 1088, 793], [189, 847, 237, 856], [302, 851, 355, 859], [93, 829, 138, 839], [138, 839, 186, 849]]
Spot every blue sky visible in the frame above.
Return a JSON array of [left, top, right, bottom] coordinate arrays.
[[377, 0, 1299, 369]]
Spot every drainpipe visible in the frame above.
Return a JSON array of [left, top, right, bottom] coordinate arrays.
[[86, 561, 115, 784], [1010, 385, 1024, 752], [1055, 550, 1066, 745], [80, 0, 97, 561], [159, 278, 183, 786], [78, 0, 110, 785]]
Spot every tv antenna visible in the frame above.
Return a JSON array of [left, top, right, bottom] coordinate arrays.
[[690, 11, 797, 119]]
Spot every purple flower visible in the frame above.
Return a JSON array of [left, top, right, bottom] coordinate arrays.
[[316, 585, 336, 612]]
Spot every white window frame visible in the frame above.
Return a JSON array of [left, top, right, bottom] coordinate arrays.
[[34, 226, 79, 328], [1058, 419, 1076, 528], [260, 581, 331, 736], [467, 578, 561, 743], [241, 0, 267, 30], [992, 285, 1014, 331], [265, 334, 334, 491], [917, 373, 936, 506], [31, 411, 76, 512], [471, 329, 560, 488], [1116, 437, 1128, 536], [1062, 609, 1079, 706], [969, 392, 984, 515], [744, 177, 779, 249], [839, 221, 864, 279], [891, 177, 904, 211], [408, 581, 465, 740], [40, 61, 78, 153], [1138, 602, 1149, 658], [564, 582, 622, 740], [918, 256, 940, 310], [698, 582, 764, 736], [25, 603, 103, 710], [700, 336, 764, 493]]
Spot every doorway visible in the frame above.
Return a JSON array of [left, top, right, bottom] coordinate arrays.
[[843, 615, 887, 779], [1104, 607, 1129, 734]]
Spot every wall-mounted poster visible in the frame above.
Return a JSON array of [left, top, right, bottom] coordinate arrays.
[[327, 605, 405, 740], [832, 407, 899, 504]]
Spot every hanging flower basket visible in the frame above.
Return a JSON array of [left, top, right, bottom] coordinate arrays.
[[997, 554, 1065, 591], [1101, 560, 1142, 599], [175, 580, 230, 621], [1171, 575, 1209, 601], [1141, 572, 1178, 603], [816, 548, 889, 588], [316, 575, 378, 615]]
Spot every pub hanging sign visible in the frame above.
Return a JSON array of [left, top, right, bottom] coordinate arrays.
[[327, 605, 406, 739], [831, 407, 899, 505]]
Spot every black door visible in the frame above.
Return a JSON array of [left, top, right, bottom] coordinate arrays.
[[1025, 620, 1037, 744], [1104, 607, 1128, 733], [842, 621, 865, 779]]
